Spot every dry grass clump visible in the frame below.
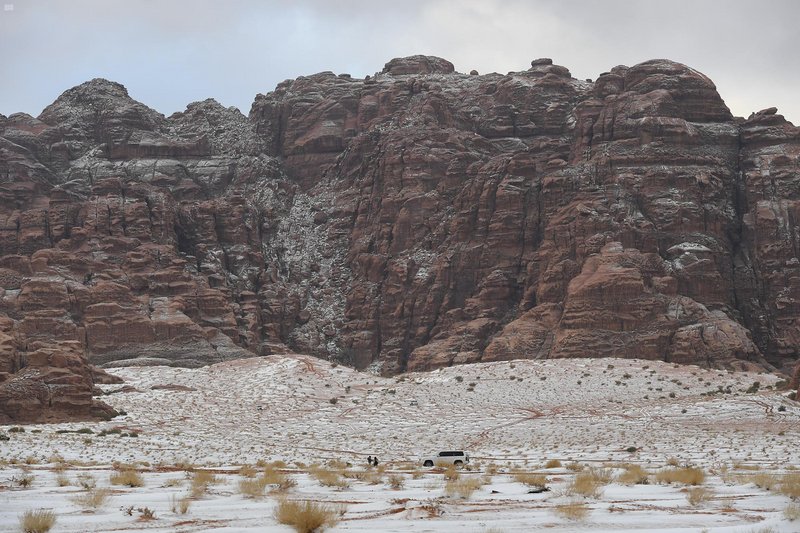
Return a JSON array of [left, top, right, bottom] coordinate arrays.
[[72, 488, 111, 510], [387, 474, 405, 490], [686, 487, 714, 507], [655, 467, 705, 486], [239, 464, 257, 478], [110, 469, 144, 488], [76, 473, 96, 490], [273, 498, 344, 533], [19, 510, 56, 533], [310, 468, 350, 490], [566, 471, 604, 498], [545, 459, 562, 469], [784, 503, 800, 521], [365, 471, 383, 485], [780, 473, 800, 499], [13, 473, 35, 488], [512, 472, 548, 489], [554, 500, 589, 521], [617, 464, 649, 485], [55, 474, 71, 487], [170, 494, 191, 514], [444, 477, 483, 499], [565, 462, 584, 472], [443, 464, 460, 481], [190, 470, 221, 497], [239, 477, 269, 499], [750, 472, 779, 491], [485, 463, 500, 475], [262, 467, 297, 492]]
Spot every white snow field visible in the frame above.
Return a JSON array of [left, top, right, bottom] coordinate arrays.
[[1, 355, 799, 532]]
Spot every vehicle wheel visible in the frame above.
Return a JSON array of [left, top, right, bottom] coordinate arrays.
[[454, 460, 463, 466], [423, 460, 433, 467]]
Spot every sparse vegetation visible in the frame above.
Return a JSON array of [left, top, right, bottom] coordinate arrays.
[[780, 472, 800, 499], [784, 503, 800, 521], [443, 464, 460, 481], [544, 459, 562, 468], [686, 487, 714, 506], [444, 477, 483, 499], [617, 464, 649, 485], [170, 494, 191, 514], [554, 500, 589, 521], [387, 474, 405, 490], [567, 471, 604, 498], [110, 469, 144, 487], [72, 488, 111, 510], [655, 467, 705, 486], [750, 472, 779, 491], [13, 473, 35, 488], [239, 476, 269, 499], [190, 470, 221, 497], [512, 472, 548, 489], [19, 510, 56, 533], [310, 467, 350, 489], [273, 499, 343, 533]]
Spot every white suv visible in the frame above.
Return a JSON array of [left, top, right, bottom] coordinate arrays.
[[422, 450, 470, 467]]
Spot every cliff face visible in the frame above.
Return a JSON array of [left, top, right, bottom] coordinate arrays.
[[1, 56, 798, 421]]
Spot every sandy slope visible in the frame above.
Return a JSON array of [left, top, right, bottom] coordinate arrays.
[[1, 355, 799, 532]]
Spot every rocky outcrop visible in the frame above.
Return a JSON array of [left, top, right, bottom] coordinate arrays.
[[1, 55, 799, 420]]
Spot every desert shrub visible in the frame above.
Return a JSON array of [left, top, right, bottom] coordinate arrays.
[[554, 500, 589, 521], [55, 474, 71, 487], [365, 471, 383, 485], [72, 488, 111, 510], [310, 468, 350, 489], [780, 473, 800, 499], [262, 467, 296, 491], [444, 477, 483, 499], [544, 459, 562, 469], [784, 503, 800, 521], [666, 457, 680, 467], [686, 487, 714, 506], [750, 472, 779, 491], [110, 469, 144, 487], [239, 464, 257, 478], [9, 426, 25, 433], [239, 477, 269, 499], [565, 462, 584, 472], [170, 494, 191, 514], [567, 472, 603, 498], [589, 467, 613, 484], [655, 467, 705, 486], [387, 474, 405, 490], [190, 470, 220, 497], [512, 472, 548, 489], [137, 507, 156, 520], [24, 456, 39, 465], [13, 473, 35, 488], [19, 510, 56, 533], [273, 499, 343, 533], [443, 464, 460, 481], [617, 464, 649, 485]]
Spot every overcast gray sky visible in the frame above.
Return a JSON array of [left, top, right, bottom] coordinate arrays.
[[1, 0, 798, 124]]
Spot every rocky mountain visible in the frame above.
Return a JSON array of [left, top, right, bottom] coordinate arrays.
[[1, 55, 798, 422]]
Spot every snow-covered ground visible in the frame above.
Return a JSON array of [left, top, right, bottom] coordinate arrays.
[[1, 355, 799, 532]]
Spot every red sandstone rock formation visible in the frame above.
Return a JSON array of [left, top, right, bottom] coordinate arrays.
[[1, 56, 799, 420]]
